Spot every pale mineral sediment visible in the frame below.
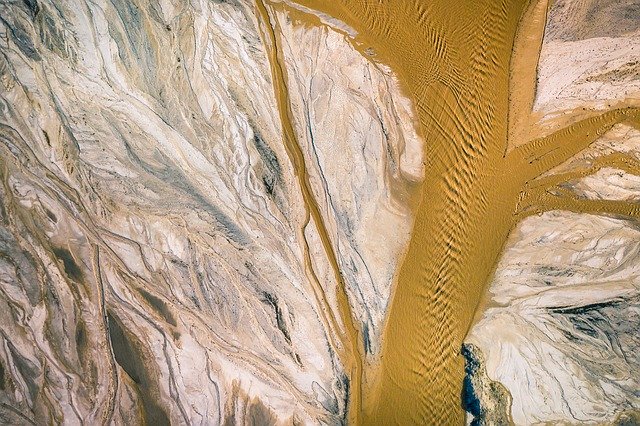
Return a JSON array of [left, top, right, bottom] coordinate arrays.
[[0, 0, 421, 423]]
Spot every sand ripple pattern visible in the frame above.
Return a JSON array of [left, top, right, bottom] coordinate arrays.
[[292, 0, 640, 423]]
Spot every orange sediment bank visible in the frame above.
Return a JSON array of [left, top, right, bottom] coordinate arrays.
[[271, 0, 531, 423], [259, 0, 640, 423], [254, 1, 365, 424]]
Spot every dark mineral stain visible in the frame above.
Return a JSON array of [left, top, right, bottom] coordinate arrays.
[[138, 288, 177, 326], [548, 298, 639, 355], [39, 13, 68, 59], [0, 358, 5, 390], [549, 299, 622, 315], [44, 282, 60, 308], [339, 373, 350, 424], [6, 341, 39, 403], [107, 312, 170, 426], [537, 265, 575, 278], [247, 399, 279, 426], [616, 411, 640, 426], [52, 247, 83, 282], [223, 383, 279, 425], [42, 130, 51, 146], [571, 318, 598, 338], [252, 127, 282, 198], [109, 0, 160, 93], [44, 208, 57, 223], [0, 226, 42, 305], [22, 0, 40, 18], [222, 413, 235, 426], [122, 141, 248, 245], [2, 18, 40, 61], [75, 320, 86, 349], [362, 323, 371, 355], [586, 61, 640, 84], [262, 291, 290, 343], [546, 0, 640, 41], [252, 130, 281, 197]]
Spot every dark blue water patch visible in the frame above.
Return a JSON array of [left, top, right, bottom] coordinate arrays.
[[461, 343, 483, 424]]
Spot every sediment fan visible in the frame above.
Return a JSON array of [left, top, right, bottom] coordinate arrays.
[[0, 0, 637, 424]]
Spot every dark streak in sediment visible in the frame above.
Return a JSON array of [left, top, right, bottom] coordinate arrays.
[[137, 288, 178, 327], [362, 323, 371, 355], [261, 291, 291, 344], [22, 0, 40, 19], [0, 402, 36, 425], [0, 226, 42, 305], [107, 311, 170, 426], [121, 139, 249, 245], [549, 298, 623, 315], [0, 16, 40, 61], [252, 129, 282, 198], [44, 207, 57, 222], [0, 357, 5, 391], [75, 319, 87, 353], [536, 265, 575, 278], [109, 0, 158, 89], [247, 398, 279, 426], [5, 340, 39, 403], [52, 247, 83, 282]]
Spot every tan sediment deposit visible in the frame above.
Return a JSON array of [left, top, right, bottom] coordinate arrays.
[[254, 1, 365, 422], [279, 0, 640, 423]]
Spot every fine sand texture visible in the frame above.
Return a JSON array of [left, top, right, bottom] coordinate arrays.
[[286, 0, 640, 423]]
